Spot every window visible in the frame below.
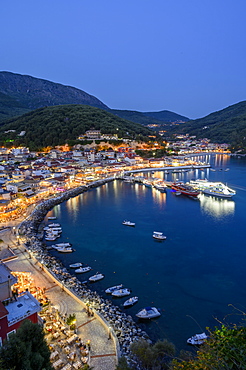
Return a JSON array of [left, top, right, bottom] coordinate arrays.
[[7, 329, 16, 339]]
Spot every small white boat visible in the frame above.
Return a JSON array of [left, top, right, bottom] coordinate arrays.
[[69, 262, 83, 268], [48, 216, 57, 220], [122, 220, 135, 227], [55, 242, 71, 248], [89, 273, 104, 282], [112, 288, 131, 297], [48, 223, 60, 228], [75, 266, 92, 274], [105, 284, 123, 294], [187, 332, 208, 345], [123, 296, 138, 307], [136, 307, 161, 319], [57, 247, 73, 253], [153, 231, 167, 240], [175, 191, 182, 196], [45, 236, 57, 241]]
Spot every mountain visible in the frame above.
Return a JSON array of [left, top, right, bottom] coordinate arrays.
[[171, 101, 246, 145], [0, 72, 189, 129], [0, 104, 154, 150], [108, 109, 189, 127], [0, 71, 108, 118]]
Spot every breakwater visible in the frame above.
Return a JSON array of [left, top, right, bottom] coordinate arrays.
[[18, 179, 151, 362]]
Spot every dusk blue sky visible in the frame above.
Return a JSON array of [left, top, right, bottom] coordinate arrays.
[[1, 1, 246, 119]]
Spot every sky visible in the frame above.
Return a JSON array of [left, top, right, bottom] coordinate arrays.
[[1, 1, 246, 119]]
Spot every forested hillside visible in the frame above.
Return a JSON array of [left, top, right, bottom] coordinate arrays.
[[171, 101, 246, 149], [0, 104, 154, 150]]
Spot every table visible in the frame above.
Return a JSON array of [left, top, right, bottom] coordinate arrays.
[[66, 334, 78, 344], [52, 358, 64, 369], [50, 350, 59, 361], [60, 364, 72, 370], [73, 361, 82, 370]]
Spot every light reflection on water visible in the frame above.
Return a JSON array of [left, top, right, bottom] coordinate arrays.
[[199, 194, 235, 219]]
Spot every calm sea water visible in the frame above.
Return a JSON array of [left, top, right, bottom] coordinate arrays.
[[46, 154, 246, 350]]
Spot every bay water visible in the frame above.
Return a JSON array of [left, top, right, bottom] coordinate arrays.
[[46, 154, 246, 350]]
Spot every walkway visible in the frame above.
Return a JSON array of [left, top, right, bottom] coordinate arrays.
[[0, 228, 118, 370]]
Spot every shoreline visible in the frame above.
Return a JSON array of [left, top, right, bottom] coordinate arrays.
[[17, 178, 151, 362]]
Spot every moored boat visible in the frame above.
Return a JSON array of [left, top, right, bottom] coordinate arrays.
[[105, 284, 123, 294], [75, 266, 92, 274], [136, 306, 161, 319], [55, 242, 71, 248], [57, 247, 73, 253], [112, 288, 131, 297], [48, 216, 57, 220], [187, 332, 208, 345], [123, 296, 138, 307], [122, 220, 135, 227], [89, 273, 104, 282], [69, 262, 83, 268], [188, 179, 236, 198], [171, 182, 199, 197], [153, 231, 166, 240]]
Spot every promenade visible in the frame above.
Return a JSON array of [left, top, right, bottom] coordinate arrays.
[[0, 228, 118, 370]]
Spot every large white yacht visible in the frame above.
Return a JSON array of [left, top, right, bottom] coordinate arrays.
[[188, 179, 236, 198]]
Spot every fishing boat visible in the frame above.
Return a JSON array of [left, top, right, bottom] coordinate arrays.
[[187, 332, 208, 345], [122, 220, 135, 227], [153, 231, 167, 240], [171, 182, 199, 197], [112, 288, 131, 297], [75, 266, 92, 274], [105, 284, 123, 294], [69, 262, 83, 268], [123, 296, 138, 307], [89, 273, 104, 282], [136, 307, 161, 319]]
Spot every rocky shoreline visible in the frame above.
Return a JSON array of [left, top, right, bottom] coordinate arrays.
[[18, 179, 151, 360]]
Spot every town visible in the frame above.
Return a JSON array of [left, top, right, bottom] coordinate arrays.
[[0, 130, 229, 222]]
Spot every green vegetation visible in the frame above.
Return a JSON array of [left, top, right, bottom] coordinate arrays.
[[171, 324, 246, 370], [170, 101, 246, 150], [0, 320, 52, 370], [116, 338, 175, 370], [0, 104, 154, 150], [135, 148, 167, 158]]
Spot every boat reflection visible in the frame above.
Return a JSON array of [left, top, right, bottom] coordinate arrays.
[[199, 193, 235, 218]]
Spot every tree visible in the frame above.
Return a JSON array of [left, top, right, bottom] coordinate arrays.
[[171, 324, 246, 370], [130, 338, 175, 369], [0, 319, 52, 370]]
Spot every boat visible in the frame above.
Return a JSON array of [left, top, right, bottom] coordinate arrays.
[[171, 182, 200, 197], [75, 266, 92, 274], [57, 247, 73, 253], [122, 220, 135, 227], [154, 184, 166, 192], [112, 288, 131, 297], [136, 307, 161, 319], [89, 273, 104, 282], [123, 296, 138, 307], [48, 216, 57, 220], [48, 223, 61, 228], [69, 262, 83, 268], [55, 242, 71, 248], [188, 179, 236, 198], [105, 284, 124, 294], [153, 231, 167, 241], [187, 332, 208, 345], [45, 236, 57, 241], [175, 191, 182, 196]]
